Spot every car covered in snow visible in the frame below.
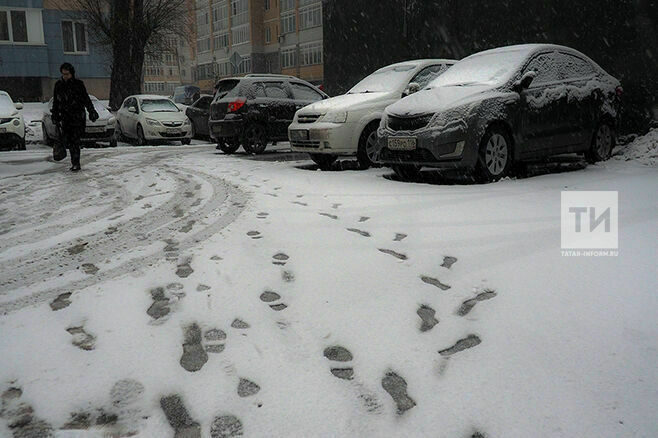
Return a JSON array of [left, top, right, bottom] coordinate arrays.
[[209, 74, 328, 154], [42, 95, 117, 148], [115, 95, 193, 145], [288, 59, 455, 169], [375, 44, 622, 181], [0, 91, 26, 151]]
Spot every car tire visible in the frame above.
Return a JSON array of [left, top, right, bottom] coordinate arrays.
[[242, 124, 268, 154], [585, 122, 614, 163], [15, 138, 26, 151], [475, 125, 513, 183], [181, 138, 191, 145], [310, 153, 337, 170], [136, 124, 147, 146], [392, 164, 421, 181], [115, 122, 127, 142], [109, 136, 118, 148], [217, 139, 240, 154], [356, 122, 380, 169]]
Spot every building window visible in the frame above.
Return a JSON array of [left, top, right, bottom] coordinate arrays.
[[230, 0, 249, 26], [197, 37, 210, 53], [1, 10, 29, 43], [231, 24, 250, 45], [281, 47, 296, 69], [62, 20, 88, 53], [265, 26, 271, 43], [213, 1, 229, 32], [300, 41, 322, 66], [265, 0, 271, 11], [236, 56, 251, 74], [299, 0, 320, 6], [299, 3, 322, 30], [280, 0, 295, 12], [280, 12, 295, 34], [214, 32, 229, 49]]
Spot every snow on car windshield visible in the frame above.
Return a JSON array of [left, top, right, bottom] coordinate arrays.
[[348, 65, 415, 94], [429, 50, 529, 88], [0, 94, 15, 113], [140, 99, 179, 112]]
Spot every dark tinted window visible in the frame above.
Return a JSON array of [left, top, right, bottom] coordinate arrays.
[[559, 53, 596, 80], [214, 80, 240, 100], [410, 64, 450, 89], [290, 82, 323, 101], [524, 52, 562, 85], [196, 96, 212, 110], [264, 82, 289, 99]]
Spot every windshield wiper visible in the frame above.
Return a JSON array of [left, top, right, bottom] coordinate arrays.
[[449, 81, 483, 87]]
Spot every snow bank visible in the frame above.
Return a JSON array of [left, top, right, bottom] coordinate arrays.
[[614, 128, 658, 167]]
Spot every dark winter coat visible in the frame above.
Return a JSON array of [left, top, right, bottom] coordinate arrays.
[[52, 77, 97, 127]]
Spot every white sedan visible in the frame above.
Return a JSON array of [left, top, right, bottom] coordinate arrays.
[[288, 59, 455, 169], [42, 95, 117, 148], [0, 90, 26, 151], [115, 95, 193, 145]]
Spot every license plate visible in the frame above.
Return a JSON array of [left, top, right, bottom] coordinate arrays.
[[388, 137, 417, 151], [0, 128, 6, 133], [290, 130, 309, 141], [86, 127, 104, 133], [166, 128, 181, 134]]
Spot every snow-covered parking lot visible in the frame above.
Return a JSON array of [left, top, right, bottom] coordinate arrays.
[[0, 118, 656, 437]]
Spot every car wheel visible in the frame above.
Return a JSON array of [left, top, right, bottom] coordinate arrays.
[[43, 126, 54, 147], [217, 139, 240, 154], [242, 124, 268, 154], [585, 122, 614, 163], [136, 124, 147, 146], [356, 123, 380, 169], [476, 126, 513, 182], [310, 153, 337, 170], [181, 138, 191, 145], [15, 138, 26, 151], [392, 164, 421, 181]]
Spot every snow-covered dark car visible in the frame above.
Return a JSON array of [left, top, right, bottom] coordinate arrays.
[[185, 94, 213, 139], [42, 95, 117, 148], [209, 74, 328, 154], [375, 44, 622, 182]]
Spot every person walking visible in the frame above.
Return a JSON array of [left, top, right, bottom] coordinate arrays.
[[51, 62, 99, 171]]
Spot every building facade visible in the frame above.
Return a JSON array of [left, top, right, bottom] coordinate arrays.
[[143, 35, 196, 96], [194, 0, 323, 92], [0, 0, 111, 101]]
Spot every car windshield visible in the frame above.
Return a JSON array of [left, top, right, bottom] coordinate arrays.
[[0, 94, 15, 113], [428, 50, 529, 88], [348, 65, 416, 94], [140, 99, 179, 112]]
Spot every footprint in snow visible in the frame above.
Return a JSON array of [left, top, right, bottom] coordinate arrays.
[[292, 201, 308, 206], [176, 256, 194, 278], [67, 242, 88, 255], [347, 228, 370, 237], [160, 394, 201, 438], [323, 346, 382, 413], [256, 212, 269, 219], [0, 386, 53, 436], [204, 328, 227, 354], [210, 415, 243, 438], [417, 305, 439, 332], [180, 323, 208, 372], [420, 275, 451, 290], [272, 252, 289, 266], [394, 233, 407, 242], [319, 212, 338, 220], [260, 290, 287, 311], [332, 203, 341, 209], [358, 216, 370, 222], [50, 292, 72, 311], [441, 256, 458, 269], [237, 378, 260, 398], [81, 263, 99, 275], [67, 325, 96, 351], [439, 334, 482, 356], [457, 289, 497, 316], [246, 231, 262, 240], [381, 371, 416, 415], [378, 249, 407, 260], [231, 319, 250, 329]]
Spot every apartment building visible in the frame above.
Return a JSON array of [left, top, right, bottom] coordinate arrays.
[[0, 0, 111, 101], [143, 36, 196, 95], [194, 0, 323, 92]]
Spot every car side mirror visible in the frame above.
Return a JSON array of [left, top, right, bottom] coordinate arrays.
[[15, 103, 23, 110], [513, 71, 536, 92], [403, 82, 421, 97], [128, 106, 137, 113]]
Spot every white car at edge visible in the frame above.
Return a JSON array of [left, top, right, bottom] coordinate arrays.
[[288, 59, 456, 169], [0, 91, 26, 151], [115, 95, 193, 146]]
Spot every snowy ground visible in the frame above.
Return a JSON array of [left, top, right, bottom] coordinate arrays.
[[0, 110, 656, 437]]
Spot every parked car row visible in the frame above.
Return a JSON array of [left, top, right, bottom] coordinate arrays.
[[42, 95, 117, 148]]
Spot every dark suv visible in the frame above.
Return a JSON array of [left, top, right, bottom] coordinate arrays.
[[209, 74, 328, 154]]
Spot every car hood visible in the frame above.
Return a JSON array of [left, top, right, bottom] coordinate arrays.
[[141, 111, 187, 122], [0, 109, 20, 118], [301, 91, 396, 114], [386, 84, 498, 117]]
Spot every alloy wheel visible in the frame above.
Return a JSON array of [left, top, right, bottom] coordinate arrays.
[[485, 133, 509, 176]]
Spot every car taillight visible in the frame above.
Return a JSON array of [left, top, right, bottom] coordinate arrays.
[[228, 98, 246, 112], [616, 86, 623, 97]]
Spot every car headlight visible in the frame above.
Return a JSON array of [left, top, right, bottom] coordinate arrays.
[[145, 118, 161, 127], [321, 111, 348, 123]]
